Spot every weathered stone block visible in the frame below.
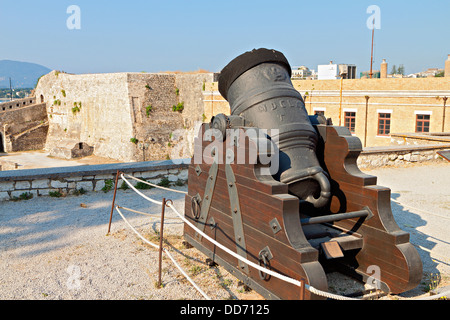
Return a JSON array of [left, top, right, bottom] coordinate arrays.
[[15, 181, 31, 190], [32, 179, 50, 189], [388, 154, 398, 161], [95, 174, 114, 180], [51, 180, 68, 188], [76, 181, 94, 191], [38, 189, 53, 196], [66, 176, 83, 182], [94, 180, 106, 191], [142, 170, 168, 179], [0, 192, 10, 201], [178, 170, 188, 180], [0, 181, 14, 192]]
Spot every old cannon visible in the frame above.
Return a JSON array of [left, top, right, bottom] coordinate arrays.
[[183, 48, 422, 299]]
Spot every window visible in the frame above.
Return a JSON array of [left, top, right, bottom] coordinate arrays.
[[314, 110, 325, 116], [344, 112, 356, 134], [416, 114, 430, 133], [313, 108, 326, 116], [378, 113, 391, 136]]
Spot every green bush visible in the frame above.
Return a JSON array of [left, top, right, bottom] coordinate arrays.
[[119, 181, 129, 190], [49, 191, 63, 198], [158, 177, 171, 187], [172, 102, 184, 113], [135, 178, 154, 190], [175, 179, 185, 186], [102, 179, 114, 193], [11, 192, 34, 201], [146, 105, 152, 117], [73, 188, 87, 196]]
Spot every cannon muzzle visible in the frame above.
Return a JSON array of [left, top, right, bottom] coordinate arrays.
[[218, 48, 330, 208]]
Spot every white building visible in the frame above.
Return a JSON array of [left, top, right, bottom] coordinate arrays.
[[317, 61, 356, 80], [291, 66, 317, 80]]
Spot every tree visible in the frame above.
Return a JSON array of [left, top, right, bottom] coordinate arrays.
[[391, 65, 397, 75], [397, 64, 405, 75]]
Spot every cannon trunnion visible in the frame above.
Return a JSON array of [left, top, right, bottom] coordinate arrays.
[[183, 49, 422, 300]]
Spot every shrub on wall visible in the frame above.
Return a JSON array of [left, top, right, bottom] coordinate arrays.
[[172, 102, 184, 113]]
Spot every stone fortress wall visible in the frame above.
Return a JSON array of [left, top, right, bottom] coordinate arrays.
[[0, 97, 48, 154], [34, 71, 217, 162]]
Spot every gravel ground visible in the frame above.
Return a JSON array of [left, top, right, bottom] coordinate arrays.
[[0, 161, 449, 300]]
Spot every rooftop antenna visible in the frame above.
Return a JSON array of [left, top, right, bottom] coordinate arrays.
[[369, 18, 375, 79]]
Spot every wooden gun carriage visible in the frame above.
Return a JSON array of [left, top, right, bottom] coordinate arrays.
[[183, 49, 422, 300]]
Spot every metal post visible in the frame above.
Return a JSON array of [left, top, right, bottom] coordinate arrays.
[[158, 198, 167, 288], [107, 170, 121, 234]]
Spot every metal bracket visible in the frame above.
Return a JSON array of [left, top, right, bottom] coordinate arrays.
[[269, 218, 282, 234], [195, 165, 202, 176], [208, 217, 217, 230], [194, 162, 218, 240], [225, 163, 249, 274]]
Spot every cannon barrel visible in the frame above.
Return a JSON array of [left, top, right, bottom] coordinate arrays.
[[218, 48, 331, 208]]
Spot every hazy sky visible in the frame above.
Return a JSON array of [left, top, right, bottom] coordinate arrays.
[[1, 0, 449, 75]]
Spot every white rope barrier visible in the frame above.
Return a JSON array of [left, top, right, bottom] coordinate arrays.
[[114, 206, 211, 300], [123, 173, 188, 195], [121, 173, 163, 206], [117, 206, 182, 221], [118, 173, 450, 301]]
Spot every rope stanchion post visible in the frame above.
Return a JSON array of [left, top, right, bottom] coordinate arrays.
[[158, 198, 167, 288], [107, 170, 121, 235]]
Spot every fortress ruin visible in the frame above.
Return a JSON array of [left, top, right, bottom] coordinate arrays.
[[32, 70, 218, 162]]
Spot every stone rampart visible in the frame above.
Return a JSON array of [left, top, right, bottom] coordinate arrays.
[[34, 71, 216, 163], [0, 102, 48, 152]]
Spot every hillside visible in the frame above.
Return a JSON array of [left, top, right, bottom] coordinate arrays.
[[0, 60, 52, 88]]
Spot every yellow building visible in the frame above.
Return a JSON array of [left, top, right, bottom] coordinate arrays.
[[203, 77, 450, 147]]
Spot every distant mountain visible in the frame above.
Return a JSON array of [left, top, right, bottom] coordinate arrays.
[[0, 60, 52, 89]]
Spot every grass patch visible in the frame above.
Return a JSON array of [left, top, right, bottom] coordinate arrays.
[[102, 179, 114, 193], [172, 102, 184, 113], [11, 192, 34, 201], [73, 188, 87, 196], [158, 177, 171, 187], [135, 178, 154, 190], [119, 181, 129, 190], [49, 191, 63, 198]]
